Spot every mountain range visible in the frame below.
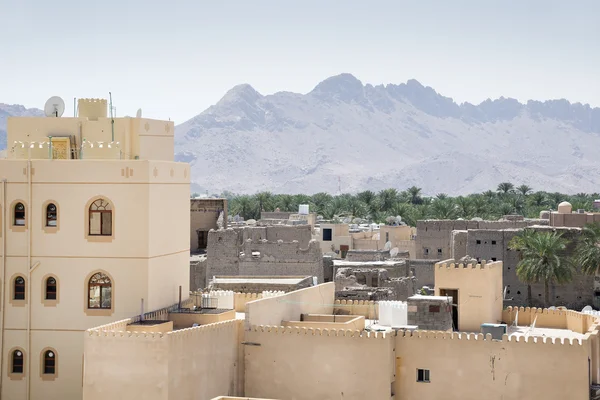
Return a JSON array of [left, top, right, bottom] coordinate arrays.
[[2, 74, 600, 195], [175, 74, 600, 195]]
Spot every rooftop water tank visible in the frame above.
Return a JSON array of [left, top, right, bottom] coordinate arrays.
[[299, 204, 309, 215]]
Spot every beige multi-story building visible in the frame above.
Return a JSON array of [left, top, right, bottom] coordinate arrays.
[[0, 98, 190, 400]]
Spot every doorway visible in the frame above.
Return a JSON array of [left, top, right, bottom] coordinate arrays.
[[197, 230, 208, 250], [440, 288, 459, 331]]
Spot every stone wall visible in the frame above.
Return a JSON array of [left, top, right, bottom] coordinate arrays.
[[322, 255, 334, 282], [206, 228, 323, 283], [415, 219, 548, 260], [451, 230, 468, 260], [334, 268, 416, 301], [190, 198, 227, 250], [407, 295, 453, 330], [190, 257, 207, 291], [465, 226, 593, 310], [407, 259, 438, 288], [261, 211, 293, 220], [345, 249, 391, 262]]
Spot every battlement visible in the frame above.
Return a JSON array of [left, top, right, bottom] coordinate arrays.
[[87, 329, 165, 340], [78, 98, 108, 119], [436, 259, 502, 270], [395, 328, 586, 345], [333, 299, 379, 319], [167, 319, 240, 340], [249, 324, 389, 339], [87, 319, 132, 334], [503, 306, 600, 334]]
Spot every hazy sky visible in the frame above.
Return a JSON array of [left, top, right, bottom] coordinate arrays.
[[0, 0, 598, 123]]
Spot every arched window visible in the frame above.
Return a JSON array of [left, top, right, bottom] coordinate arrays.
[[89, 199, 112, 236], [12, 349, 23, 374], [13, 202, 25, 226], [14, 276, 25, 300], [43, 350, 56, 375], [46, 203, 57, 227], [45, 277, 57, 300], [88, 272, 112, 309]]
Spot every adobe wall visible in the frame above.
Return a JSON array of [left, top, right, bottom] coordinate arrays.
[[407, 259, 438, 288], [190, 258, 207, 291], [261, 211, 293, 220], [244, 327, 394, 400], [206, 228, 322, 283], [416, 219, 547, 260], [191, 199, 227, 250], [211, 276, 313, 293], [466, 227, 593, 309], [239, 240, 323, 282], [345, 249, 392, 262], [451, 230, 468, 260], [395, 329, 592, 400], [407, 296, 453, 330]]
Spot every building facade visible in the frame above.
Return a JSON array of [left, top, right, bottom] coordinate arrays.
[[0, 98, 190, 399]]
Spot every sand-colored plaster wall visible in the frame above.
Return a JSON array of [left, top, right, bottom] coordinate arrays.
[[169, 310, 236, 330], [245, 327, 393, 400], [234, 293, 263, 312], [395, 330, 591, 400], [246, 283, 335, 328], [167, 320, 243, 400], [333, 299, 379, 319], [435, 260, 503, 332], [282, 315, 365, 331], [83, 330, 170, 400]]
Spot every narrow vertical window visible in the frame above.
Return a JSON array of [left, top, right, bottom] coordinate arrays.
[[13, 202, 25, 226], [12, 350, 23, 374], [14, 276, 25, 300], [43, 350, 56, 375], [89, 199, 112, 236], [46, 203, 57, 227], [45, 277, 57, 300]]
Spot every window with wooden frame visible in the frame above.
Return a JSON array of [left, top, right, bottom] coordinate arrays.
[[43, 350, 56, 375], [13, 202, 25, 226], [14, 276, 25, 300], [88, 272, 112, 309], [89, 199, 112, 236], [12, 349, 24, 374], [45, 277, 57, 300], [46, 203, 57, 227]]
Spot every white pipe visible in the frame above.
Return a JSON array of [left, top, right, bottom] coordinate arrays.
[[26, 151, 32, 400], [0, 178, 7, 387]]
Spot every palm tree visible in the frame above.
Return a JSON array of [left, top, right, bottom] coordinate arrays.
[[255, 191, 273, 213], [517, 184, 532, 196], [231, 195, 257, 220], [573, 223, 600, 275], [357, 190, 376, 207], [455, 196, 473, 219], [431, 198, 457, 220], [407, 186, 423, 205], [497, 182, 515, 195], [378, 189, 399, 212], [528, 192, 547, 208], [275, 194, 295, 211], [511, 230, 573, 307]]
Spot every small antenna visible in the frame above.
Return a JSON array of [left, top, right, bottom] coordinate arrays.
[[109, 92, 115, 141]]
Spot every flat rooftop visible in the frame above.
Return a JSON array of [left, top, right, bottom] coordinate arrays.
[[333, 260, 405, 267], [212, 277, 309, 285], [507, 325, 586, 341]]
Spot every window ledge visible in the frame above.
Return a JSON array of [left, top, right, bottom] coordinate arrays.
[[10, 300, 27, 307], [42, 300, 58, 307], [8, 373, 24, 381], [42, 227, 59, 234], [10, 226, 27, 233], [41, 374, 57, 381], [85, 308, 114, 317], [86, 235, 114, 243]]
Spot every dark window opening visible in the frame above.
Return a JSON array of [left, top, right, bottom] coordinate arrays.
[[12, 350, 23, 374], [43, 350, 56, 374], [491, 257, 497, 261], [424, 248, 429, 256], [46, 203, 57, 227], [437, 248, 442, 255], [45, 277, 57, 300], [476, 240, 481, 245], [429, 305, 440, 313], [491, 240, 497, 245], [385, 232, 389, 243], [13, 202, 25, 226], [322, 228, 332, 241], [14, 276, 25, 300], [417, 369, 430, 383], [517, 291, 521, 295]]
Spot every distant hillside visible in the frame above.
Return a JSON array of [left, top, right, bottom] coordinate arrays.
[[0, 104, 43, 150], [175, 74, 600, 195]]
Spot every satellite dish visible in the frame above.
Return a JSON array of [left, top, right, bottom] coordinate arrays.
[[582, 305, 593, 313], [384, 241, 392, 251], [136, 108, 142, 118], [44, 96, 65, 117], [390, 248, 399, 257], [548, 306, 556, 310]]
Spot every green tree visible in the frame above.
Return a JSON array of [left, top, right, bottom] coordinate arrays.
[[510, 230, 573, 307], [378, 188, 399, 212], [431, 198, 457, 220], [516, 184, 532, 196], [497, 182, 515, 195], [407, 186, 423, 205], [573, 223, 600, 275]]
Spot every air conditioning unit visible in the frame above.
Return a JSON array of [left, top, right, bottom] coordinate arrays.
[[578, 209, 585, 214], [201, 294, 217, 309]]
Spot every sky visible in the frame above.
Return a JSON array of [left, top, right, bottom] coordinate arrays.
[[0, 0, 598, 123]]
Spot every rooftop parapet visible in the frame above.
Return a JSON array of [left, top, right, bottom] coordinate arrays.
[[435, 259, 502, 270]]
